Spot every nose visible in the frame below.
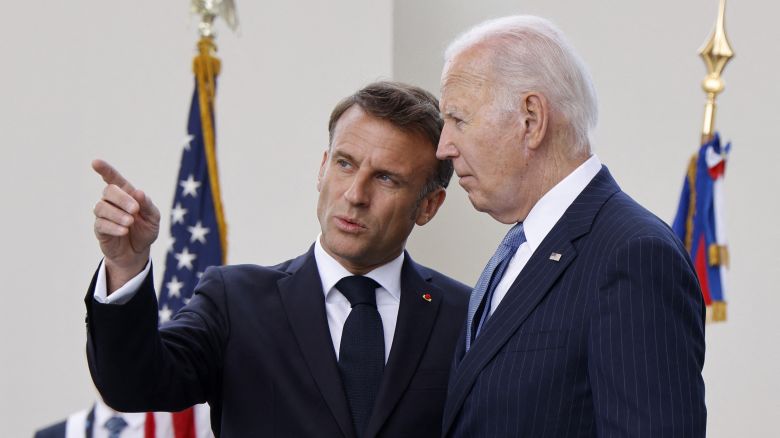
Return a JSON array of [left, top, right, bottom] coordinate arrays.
[[436, 124, 458, 160], [344, 171, 370, 206]]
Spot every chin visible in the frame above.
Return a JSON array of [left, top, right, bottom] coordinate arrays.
[[467, 194, 488, 213], [324, 235, 364, 259]]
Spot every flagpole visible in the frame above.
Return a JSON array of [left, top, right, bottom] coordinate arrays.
[[193, 30, 226, 263], [698, 0, 734, 145], [692, 0, 734, 322], [191, 0, 238, 264]]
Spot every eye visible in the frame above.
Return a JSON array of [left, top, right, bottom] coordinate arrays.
[[376, 174, 396, 185], [445, 113, 466, 130], [336, 159, 352, 169]]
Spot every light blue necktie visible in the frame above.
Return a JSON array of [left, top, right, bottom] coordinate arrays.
[[104, 415, 128, 438], [466, 222, 526, 351]]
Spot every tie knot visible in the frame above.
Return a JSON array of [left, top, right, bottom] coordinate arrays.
[[500, 222, 526, 252], [104, 416, 127, 435], [337, 275, 380, 308]]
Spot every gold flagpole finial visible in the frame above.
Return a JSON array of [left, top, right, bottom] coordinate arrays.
[[191, 0, 239, 39], [699, 0, 734, 144]]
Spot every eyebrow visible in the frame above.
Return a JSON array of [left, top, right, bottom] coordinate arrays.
[[331, 149, 356, 163], [441, 105, 467, 120], [332, 149, 408, 182]]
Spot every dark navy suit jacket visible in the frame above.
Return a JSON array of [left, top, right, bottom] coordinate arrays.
[[33, 421, 66, 438], [33, 406, 94, 438], [85, 248, 469, 438], [443, 167, 707, 437]]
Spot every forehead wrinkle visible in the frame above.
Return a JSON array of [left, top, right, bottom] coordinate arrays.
[[441, 69, 487, 95], [333, 131, 422, 182]]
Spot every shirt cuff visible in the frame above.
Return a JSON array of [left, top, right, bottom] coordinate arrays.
[[93, 259, 152, 305]]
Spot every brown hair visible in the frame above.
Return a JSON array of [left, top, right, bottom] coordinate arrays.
[[328, 81, 454, 195]]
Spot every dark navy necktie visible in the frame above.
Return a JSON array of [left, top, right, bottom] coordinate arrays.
[[466, 222, 526, 351], [337, 275, 384, 437], [104, 415, 127, 438]]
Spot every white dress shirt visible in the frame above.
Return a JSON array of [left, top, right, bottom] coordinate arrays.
[[488, 155, 603, 316], [314, 236, 402, 363], [92, 236, 403, 364], [62, 400, 214, 438], [64, 398, 145, 438]]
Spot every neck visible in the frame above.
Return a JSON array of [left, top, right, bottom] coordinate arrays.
[[502, 139, 590, 223], [319, 239, 404, 276]]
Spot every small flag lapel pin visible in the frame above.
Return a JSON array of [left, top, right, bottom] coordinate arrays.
[[549, 252, 562, 262], [422, 293, 432, 302]]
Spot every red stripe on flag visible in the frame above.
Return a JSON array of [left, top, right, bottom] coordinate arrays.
[[144, 412, 155, 438], [708, 161, 726, 179], [694, 235, 712, 305], [173, 408, 196, 438]]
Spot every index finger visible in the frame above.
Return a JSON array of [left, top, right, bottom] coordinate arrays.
[[92, 159, 136, 193]]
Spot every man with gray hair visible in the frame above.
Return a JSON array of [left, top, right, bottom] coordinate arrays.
[[437, 16, 706, 437]]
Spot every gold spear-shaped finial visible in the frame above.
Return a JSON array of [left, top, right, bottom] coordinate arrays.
[[699, 0, 734, 144]]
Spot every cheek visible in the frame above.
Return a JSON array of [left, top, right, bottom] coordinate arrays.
[[316, 192, 327, 224], [393, 199, 420, 232], [316, 181, 335, 217]]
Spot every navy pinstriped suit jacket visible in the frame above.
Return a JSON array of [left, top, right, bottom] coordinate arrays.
[[443, 167, 706, 437]]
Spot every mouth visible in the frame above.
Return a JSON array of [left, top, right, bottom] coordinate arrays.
[[334, 215, 367, 233], [454, 167, 472, 180], [457, 174, 474, 187]]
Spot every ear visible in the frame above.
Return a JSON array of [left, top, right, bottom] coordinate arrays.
[[414, 188, 447, 226], [316, 150, 329, 192], [520, 92, 549, 150]]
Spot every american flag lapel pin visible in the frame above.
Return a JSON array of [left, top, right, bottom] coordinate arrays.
[[549, 252, 562, 262], [422, 293, 432, 302]]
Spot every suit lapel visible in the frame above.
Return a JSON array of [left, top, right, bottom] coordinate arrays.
[[277, 248, 356, 438], [442, 167, 621, 435], [363, 255, 442, 438]]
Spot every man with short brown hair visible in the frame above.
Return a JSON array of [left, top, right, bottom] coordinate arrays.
[[86, 81, 468, 438]]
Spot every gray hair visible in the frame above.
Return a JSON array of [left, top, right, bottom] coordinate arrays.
[[444, 15, 598, 151]]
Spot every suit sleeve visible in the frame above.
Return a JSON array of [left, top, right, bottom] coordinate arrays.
[[85, 265, 229, 412], [588, 236, 707, 437]]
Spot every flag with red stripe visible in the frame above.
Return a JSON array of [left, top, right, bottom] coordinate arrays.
[[154, 37, 226, 437], [672, 132, 731, 322]]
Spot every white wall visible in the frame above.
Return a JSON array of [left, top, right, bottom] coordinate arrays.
[[395, 1, 780, 437], [0, 1, 392, 436]]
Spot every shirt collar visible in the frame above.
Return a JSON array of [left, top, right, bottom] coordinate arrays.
[[314, 235, 403, 301], [522, 154, 602, 252], [94, 398, 146, 431]]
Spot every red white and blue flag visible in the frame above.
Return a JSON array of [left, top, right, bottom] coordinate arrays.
[[152, 42, 227, 437], [672, 132, 730, 322]]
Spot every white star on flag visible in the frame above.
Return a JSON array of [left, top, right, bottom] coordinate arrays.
[[171, 203, 188, 225], [165, 235, 176, 253], [166, 276, 185, 298], [180, 174, 202, 197], [175, 247, 197, 270], [182, 134, 195, 151], [159, 305, 173, 323], [188, 221, 210, 244]]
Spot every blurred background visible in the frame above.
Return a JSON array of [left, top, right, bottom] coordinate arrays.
[[1, 0, 777, 436]]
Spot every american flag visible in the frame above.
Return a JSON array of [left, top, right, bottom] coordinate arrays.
[[153, 42, 226, 438], [159, 81, 226, 324]]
